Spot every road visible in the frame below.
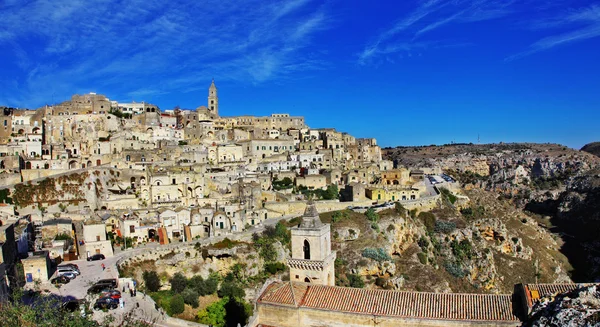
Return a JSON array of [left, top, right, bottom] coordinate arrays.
[[38, 214, 298, 326]]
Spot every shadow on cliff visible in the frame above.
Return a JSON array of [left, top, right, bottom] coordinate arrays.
[[526, 192, 600, 283]]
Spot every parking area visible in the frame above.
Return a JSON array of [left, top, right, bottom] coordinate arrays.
[[43, 255, 120, 300]]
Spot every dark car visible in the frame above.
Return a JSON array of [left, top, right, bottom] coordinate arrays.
[[96, 278, 118, 288], [58, 263, 80, 271], [93, 297, 118, 310], [50, 275, 71, 285], [87, 284, 113, 295], [87, 254, 105, 261]]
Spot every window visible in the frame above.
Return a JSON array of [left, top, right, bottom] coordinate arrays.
[[130, 225, 135, 233], [96, 235, 100, 241]]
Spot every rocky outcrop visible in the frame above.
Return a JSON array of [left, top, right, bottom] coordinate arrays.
[[523, 285, 600, 327]]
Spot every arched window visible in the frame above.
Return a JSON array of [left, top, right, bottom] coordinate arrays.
[[303, 240, 310, 260]]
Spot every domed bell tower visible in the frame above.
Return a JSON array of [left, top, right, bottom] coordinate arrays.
[[288, 201, 336, 285], [208, 79, 218, 117]]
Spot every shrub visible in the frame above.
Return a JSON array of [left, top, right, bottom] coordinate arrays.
[[365, 208, 379, 222], [332, 211, 342, 223], [451, 239, 473, 261], [444, 261, 466, 278], [143, 270, 160, 292], [417, 236, 430, 250], [434, 220, 456, 234], [346, 274, 364, 288], [264, 262, 286, 275], [417, 252, 428, 265], [197, 298, 226, 327], [418, 212, 436, 232], [169, 272, 187, 293], [182, 288, 199, 308], [169, 294, 185, 315], [218, 281, 245, 299], [439, 188, 457, 204], [362, 248, 391, 262], [409, 209, 418, 219]]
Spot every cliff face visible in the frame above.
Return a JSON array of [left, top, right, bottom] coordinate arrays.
[[523, 285, 600, 327]]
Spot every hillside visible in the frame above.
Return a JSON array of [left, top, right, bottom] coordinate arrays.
[[581, 142, 600, 157], [383, 142, 600, 283]]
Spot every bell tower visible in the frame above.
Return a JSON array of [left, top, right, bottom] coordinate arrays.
[[208, 79, 218, 117], [288, 201, 336, 285]]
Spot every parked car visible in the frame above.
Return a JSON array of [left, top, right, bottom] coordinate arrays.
[[96, 278, 118, 288], [87, 254, 105, 261], [57, 266, 80, 276], [58, 263, 79, 271], [58, 272, 77, 280], [101, 290, 121, 300], [87, 284, 113, 295], [93, 297, 118, 310], [50, 275, 71, 285]]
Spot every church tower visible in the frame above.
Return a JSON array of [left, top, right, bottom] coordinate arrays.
[[288, 201, 336, 285], [208, 79, 218, 117]]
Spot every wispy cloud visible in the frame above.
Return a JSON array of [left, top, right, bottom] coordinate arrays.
[[358, 0, 515, 65], [0, 0, 332, 108], [506, 4, 600, 61]]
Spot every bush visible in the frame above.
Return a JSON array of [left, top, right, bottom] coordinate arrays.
[[218, 281, 245, 299], [417, 252, 428, 265], [264, 262, 286, 275], [143, 270, 160, 292], [346, 274, 364, 288], [361, 248, 391, 262], [451, 239, 473, 261], [439, 188, 457, 204], [169, 294, 185, 315], [444, 261, 466, 278], [417, 236, 430, 250], [182, 288, 199, 308], [169, 272, 187, 293], [434, 220, 456, 234], [197, 298, 227, 327], [365, 208, 379, 222], [418, 212, 436, 232]]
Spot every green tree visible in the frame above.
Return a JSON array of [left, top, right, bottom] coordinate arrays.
[[197, 298, 227, 327], [218, 281, 245, 299], [169, 272, 188, 293], [143, 270, 161, 292], [323, 184, 339, 200], [182, 288, 199, 308], [169, 294, 185, 315]]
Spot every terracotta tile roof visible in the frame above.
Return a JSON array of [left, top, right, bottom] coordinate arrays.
[[258, 282, 519, 322], [525, 283, 588, 297]]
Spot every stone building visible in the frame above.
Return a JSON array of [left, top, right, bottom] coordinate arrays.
[[288, 202, 335, 286], [21, 251, 51, 284]]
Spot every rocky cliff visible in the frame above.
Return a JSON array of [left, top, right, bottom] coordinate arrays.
[[384, 143, 600, 283], [523, 285, 600, 327]]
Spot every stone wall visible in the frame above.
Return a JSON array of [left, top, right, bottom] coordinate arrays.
[[264, 200, 373, 217]]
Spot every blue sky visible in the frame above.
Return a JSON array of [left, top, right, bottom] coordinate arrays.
[[1, 0, 599, 149]]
